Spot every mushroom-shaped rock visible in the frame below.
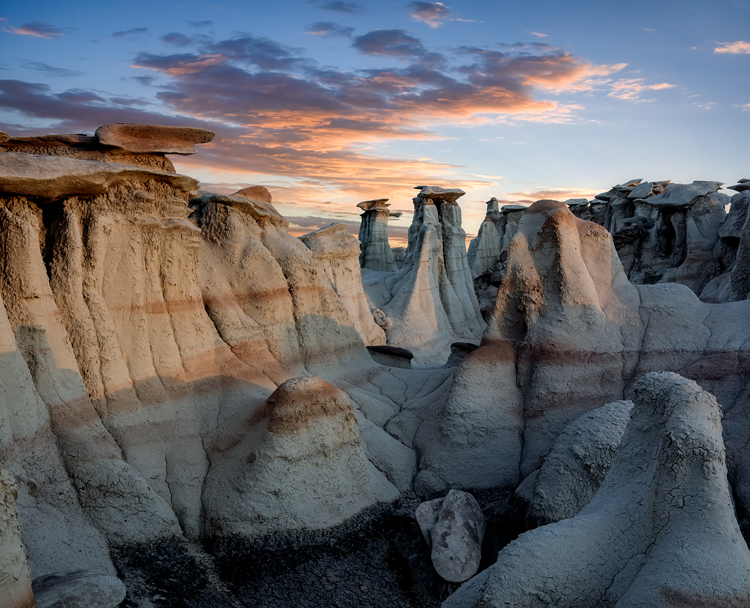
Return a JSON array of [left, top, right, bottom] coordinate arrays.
[[639, 180, 723, 208], [0, 152, 198, 200], [444, 373, 750, 608], [234, 377, 398, 537], [417, 186, 465, 203], [32, 570, 127, 608], [417, 490, 485, 583], [357, 198, 396, 271], [729, 182, 750, 193], [527, 400, 633, 525], [95, 123, 215, 155], [0, 469, 34, 608]]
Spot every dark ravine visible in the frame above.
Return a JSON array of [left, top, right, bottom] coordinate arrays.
[[111, 491, 526, 608]]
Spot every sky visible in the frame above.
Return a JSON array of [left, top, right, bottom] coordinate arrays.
[[1, 0, 749, 245]]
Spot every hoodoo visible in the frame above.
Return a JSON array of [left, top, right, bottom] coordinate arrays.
[[3, 123, 750, 607]]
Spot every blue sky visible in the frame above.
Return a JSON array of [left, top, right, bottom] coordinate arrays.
[[1, 0, 748, 243]]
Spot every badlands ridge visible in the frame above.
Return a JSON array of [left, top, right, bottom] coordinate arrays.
[[1, 124, 750, 607]]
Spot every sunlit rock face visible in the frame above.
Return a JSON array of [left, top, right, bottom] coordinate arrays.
[[300, 222, 386, 347], [362, 186, 485, 363], [444, 373, 750, 608], [0, 125, 405, 581], [217, 376, 398, 539], [357, 199, 396, 272]]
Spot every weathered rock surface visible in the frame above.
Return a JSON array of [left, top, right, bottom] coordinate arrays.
[[95, 123, 215, 155], [416, 489, 485, 583], [0, 468, 35, 608], [0, 152, 198, 200], [228, 377, 398, 538], [444, 373, 750, 608], [32, 570, 126, 608], [527, 400, 633, 525], [362, 185, 485, 363], [300, 222, 386, 346], [357, 199, 396, 272]]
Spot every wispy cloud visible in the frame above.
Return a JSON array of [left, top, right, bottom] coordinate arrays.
[[161, 32, 198, 47], [312, 0, 363, 14], [306, 22, 354, 38], [714, 41, 750, 54], [22, 61, 84, 77], [608, 78, 674, 101], [189, 20, 213, 28], [110, 27, 149, 39], [4, 22, 64, 38], [530, 32, 548, 38], [1, 29, 630, 210], [410, 1, 451, 28]]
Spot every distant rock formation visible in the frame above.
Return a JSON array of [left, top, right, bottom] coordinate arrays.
[[444, 373, 750, 608], [362, 186, 485, 363], [357, 199, 396, 271]]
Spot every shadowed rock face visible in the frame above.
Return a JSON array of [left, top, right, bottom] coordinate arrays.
[[0, 469, 35, 608], [444, 373, 750, 608]]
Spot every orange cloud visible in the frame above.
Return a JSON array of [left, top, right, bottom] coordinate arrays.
[[608, 78, 675, 101], [714, 41, 750, 54], [4, 21, 64, 38]]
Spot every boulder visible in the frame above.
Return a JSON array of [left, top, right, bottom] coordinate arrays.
[[94, 123, 215, 155], [32, 570, 126, 608], [416, 489, 485, 583], [444, 373, 750, 608], [233, 185, 272, 203]]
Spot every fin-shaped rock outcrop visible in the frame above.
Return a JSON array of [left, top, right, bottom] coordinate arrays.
[[444, 373, 750, 608], [525, 399, 633, 525]]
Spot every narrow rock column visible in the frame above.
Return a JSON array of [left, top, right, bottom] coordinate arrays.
[[357, 199, 395, 271], [468, 198, 505, 278]]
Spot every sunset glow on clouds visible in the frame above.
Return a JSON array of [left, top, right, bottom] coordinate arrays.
[[0, 0, 748, 242]]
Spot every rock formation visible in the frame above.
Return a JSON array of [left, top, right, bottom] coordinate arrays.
[[362, 186, 485, 363], [32, 570, 126, 608], [525, 400, 633, 525], [0, 468, 35, 608], [444, 373, 750, 608], [220, 377, 398, 538], [357, 199, 396, 271], [300, 222, 386, 346]]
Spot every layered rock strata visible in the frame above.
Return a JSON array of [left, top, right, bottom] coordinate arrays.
[[362, 186, 484, 362], [444, 373, 750, 608], [221, 377, 398, 538], [300, 222, 386, 346], [357, 199, 396, 272]]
